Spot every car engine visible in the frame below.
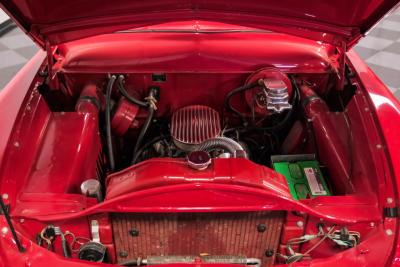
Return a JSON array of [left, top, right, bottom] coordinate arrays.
[[107, 68, 294, 170]]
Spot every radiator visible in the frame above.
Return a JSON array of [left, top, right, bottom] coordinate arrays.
[[112, 211, 285, 266]]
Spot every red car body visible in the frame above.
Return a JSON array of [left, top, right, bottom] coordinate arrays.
[[0, 1, 400, 267]]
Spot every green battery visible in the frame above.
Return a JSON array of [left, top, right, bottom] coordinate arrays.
[[271, 154, 331, 200]]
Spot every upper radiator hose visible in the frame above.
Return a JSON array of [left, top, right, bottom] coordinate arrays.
[[195, 137, 247, 158]]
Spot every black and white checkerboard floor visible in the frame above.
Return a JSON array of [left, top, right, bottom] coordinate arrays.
[[0, 27, 38, 88], [0, 8, 399, 99], [354, 7, 400, 99]]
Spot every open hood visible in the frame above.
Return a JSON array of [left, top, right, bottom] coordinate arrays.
[[1, 0, 400, 49]]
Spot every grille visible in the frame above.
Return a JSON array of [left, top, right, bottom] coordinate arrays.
[[112, 211, 284, 266], [171, 105, 221, 150]]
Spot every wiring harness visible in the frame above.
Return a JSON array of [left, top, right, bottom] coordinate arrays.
[[279, 224, 360, 264]]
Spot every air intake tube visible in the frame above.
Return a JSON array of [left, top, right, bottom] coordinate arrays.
[[195, 137, 248, 158], [300, 84, 354, 194]]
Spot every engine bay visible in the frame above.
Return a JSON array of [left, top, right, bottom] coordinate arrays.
[[0, 33, 393, 266]]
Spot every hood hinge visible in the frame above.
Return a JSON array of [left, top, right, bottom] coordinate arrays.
[[45, 40, 60, 89], [384, 207, 399, 218], [330, 41, 347, 91]]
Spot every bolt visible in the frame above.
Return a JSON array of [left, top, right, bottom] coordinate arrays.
[[296, 221, 304, 228], [26, 106, 31, 111], [265, 249, 274, 257], [376, 144, 383, 149], [370, 222, 375, 227], [257, 223, 267, 233], [2, 193, 8, 200], [13, 142, 20, 148], [386, 229, 393, 236], [364, 107, 369, 112], [38, 69, 48, 77], [129, 228, 139, 237], [1, 227, 8, 234], [20, 219, 25, 223], [387, 198, 394, 204], [119, 251, 128, 258]]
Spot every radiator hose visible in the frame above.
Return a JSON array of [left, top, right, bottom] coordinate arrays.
[[195, 137, 247, 158]]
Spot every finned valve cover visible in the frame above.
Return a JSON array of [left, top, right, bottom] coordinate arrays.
[[171, 105, 221, 151]]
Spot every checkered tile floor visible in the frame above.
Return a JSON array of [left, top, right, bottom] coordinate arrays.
[[0, 9, 399, 99], [0, 27, 38, 88], [354, 8, 400, 99]]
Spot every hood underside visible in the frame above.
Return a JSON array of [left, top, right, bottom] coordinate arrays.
[[1, 0, 400, 49]]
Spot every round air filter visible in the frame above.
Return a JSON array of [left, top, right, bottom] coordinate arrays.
[[171, 105, 221, 151]]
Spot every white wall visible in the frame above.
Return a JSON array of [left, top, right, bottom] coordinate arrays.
[[0, 9, 9, 24]]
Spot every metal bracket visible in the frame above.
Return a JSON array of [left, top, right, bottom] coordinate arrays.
[[91, 220, 101, 243], [45, 40, 60, 89]]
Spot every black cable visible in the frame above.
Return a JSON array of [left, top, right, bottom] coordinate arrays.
[[0, 197, 25, 252], [224, 82, 258, 124], [131, 88, 157, 165], [105, 75, 117, 171], [117, 75, 148, 107], [116, 75, 158, 165], [132, 135, 171, 164]]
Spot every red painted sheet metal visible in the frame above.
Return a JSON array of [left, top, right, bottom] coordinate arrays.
[[58, 32, 334, 74], [105, 158, 291, 199], [1, 1, 400, 47], [112, 212, 285, 265]]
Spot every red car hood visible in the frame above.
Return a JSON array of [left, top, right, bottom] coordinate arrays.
[[1, 0, 400, 49]]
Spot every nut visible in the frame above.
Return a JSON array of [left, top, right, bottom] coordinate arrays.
[[257, 224, 267, 233]]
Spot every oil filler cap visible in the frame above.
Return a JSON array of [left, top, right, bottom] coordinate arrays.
[[187, 151, 211, 170]]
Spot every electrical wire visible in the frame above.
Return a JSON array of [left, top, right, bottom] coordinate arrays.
[[284, 225, 336, 266], [64, 231, 91, 253]]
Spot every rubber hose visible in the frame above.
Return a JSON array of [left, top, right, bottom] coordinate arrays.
[[195, 137, 247, 158], [105, 75, 117, 171], [131, 103, 155, 165], [224, 82, 258, 124], [117, 75, 148, 107], [132, 135, 171, 164]]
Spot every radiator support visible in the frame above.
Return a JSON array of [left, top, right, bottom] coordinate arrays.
[[112, 211, 285, 266]]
